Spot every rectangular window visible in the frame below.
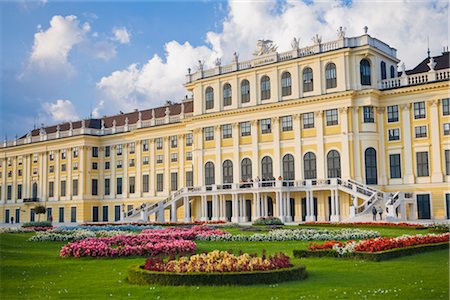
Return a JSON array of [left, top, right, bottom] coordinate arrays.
[[143, 156, 149, 165], [443, 123, 450, 135], [73, 162, 78, 170], [156, 174, 164, 192], [363, 106, 374, 123], [61, 149, 67, 159], [18, 169, 22, 177], [61, 180, 66, 197], [92, 162, 98, 170], [59, 207, 64, 223], [129, 142, 135, 154], [30, 208, 35, 222], [33, 168, 38, 175], [49, 181, 54, 198], [114, 205, 120, 221], [70, 207, 76, 223], [33, 153, 38, 163], [116, 144, 123, 155], [302, 112, 314, 129], [129, 159, 135, 167], [105, 161, 110, 170], [325, 109, 338, 126], [7, 185, 11, 200], [104, 178, 110, 196], [186, 152, 192, 161], [142, 175, 149, 193], [388, 128, 400, 141], [171, 172, 178, 191], [104, 146, 110, 157], [17, 184, 22, 199], [260, 118, 271, 134], [91, 179, 98, 196], [389, 154, 402, 179], [46, 208, 52, 221], [129, 176, 135, 194], [92, 147, 98, 158], [186, 171, 193, 187], [171, 153, 178, 162], [281, 116, 293, 131], [49, 151, 54, 161], [416, 151, 429, 177], [414, 126, 427, 138], [73, 148, 79, 158], [387, 105, 399, 122], [142, 140, 149, 151], [61, 164, 66, 172], [49, 165, 54, 173], [445, 150, 450, 176], [116, 160, 122, 169], [156, 138, 163, 150], [240, 121, 251, 136], [116, 177, 122, 195], [156, 155, 163, 164], [102, 206, 108, 222], [442, 98, 450, 116], [186, 133, 193, 146], [72, 179, 78, 196], [15, 208, 20, 223], [170, 136, 178, 148], [413, 101, 426, 119], [222, 124, 232, 139], [204, 126, 214, 141]]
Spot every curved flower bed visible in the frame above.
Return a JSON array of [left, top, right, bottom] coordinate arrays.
[[198, 228, 380, 242], [302, 222, 425, 228], [29, 229, 132, 242], [128, 251, 307, 285]]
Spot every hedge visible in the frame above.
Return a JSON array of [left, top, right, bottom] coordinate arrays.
[[128, 264, 307, 286], [293, 242, 449, 262], [22, 221, 52, 228]]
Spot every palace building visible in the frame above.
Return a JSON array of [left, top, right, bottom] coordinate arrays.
[[1, 29, 449, 224]]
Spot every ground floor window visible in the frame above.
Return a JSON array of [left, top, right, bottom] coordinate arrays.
[[416, 194, 431, 219], [5, 209, 10, 223], [15, 208, 20, 223], [92, 206, 99, 222], [70, 207, 77, 223], [114, 205, 121, 221], [59, 207, 64, 223], [446, 194, 450, 220], [30, 209, 35, 222], [102, 206, 109, 222], [47, 207, 52, 221]]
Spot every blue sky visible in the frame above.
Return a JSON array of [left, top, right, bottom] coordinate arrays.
[[0, 0, 448, 139]]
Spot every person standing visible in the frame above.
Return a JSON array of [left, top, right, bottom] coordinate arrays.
[[378, 206, 384, 221], [372, 206, 377, 221]]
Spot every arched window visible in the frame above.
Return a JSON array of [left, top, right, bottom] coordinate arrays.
[[261, 156, 273, 180], [32, 182, 38, 199], [223, 83, 232, 107], [360, 59, 371, 85], [380, 61, 387, 80], [325, 63, 337, 89], [241, 158, 252, 181], [303, 152, 317, 179], [205, 87, 214, 110], [303, 67, 313, 92], [260, 76, 271, 100], [281, 72, 292, 96], [327, 150, 341, 178], [282, 154, 295, 180], [365, 148, 378, 185], [241, 80, 250, 103], [390, 65, 396, 78], [222, 160, 233, 184], [204, 162, 215, 185]]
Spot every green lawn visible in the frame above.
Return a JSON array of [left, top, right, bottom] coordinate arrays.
[[0, 226, 448, 299]]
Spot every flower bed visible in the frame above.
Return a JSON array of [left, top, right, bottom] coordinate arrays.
[[55, 224, 162, 232], [0, 227, 34, 234], [29, 229, 132, 242], [252, 217, 284, 226], [294, 233, 450, 261], [302, 222, 425, 229], [22, 221, 53, 228], [81, 220, 226, 227], [128, 250, 307, 285], [198, 228, 380, 242]]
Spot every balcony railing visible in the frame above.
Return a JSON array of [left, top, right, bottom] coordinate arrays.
[[23, 197, 40, 203]]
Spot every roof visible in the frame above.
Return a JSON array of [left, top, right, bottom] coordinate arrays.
[[22, 100, 193, 138], [404, 52, 449, 75]]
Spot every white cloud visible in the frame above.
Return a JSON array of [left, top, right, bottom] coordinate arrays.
[[113, 27, 131, 44], [91, 41, 117, 61], [42, 99, 79, 122], [28, 15, 90, 74], [95, 0, 448, 116]]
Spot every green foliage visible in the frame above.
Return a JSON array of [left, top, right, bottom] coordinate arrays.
[[128, 264, 307, 286], [252, 217, 284, 226], [293, 242, 450, 261], [22, 221, 52, 228], [34, 205, 46, 215]]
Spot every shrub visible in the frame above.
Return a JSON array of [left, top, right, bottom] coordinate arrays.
[[302, 222, 425, 229], [22, 221, 52, 228], [252, 217, 284, 226]]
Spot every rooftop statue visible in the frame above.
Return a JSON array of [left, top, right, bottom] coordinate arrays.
[[253, 39, 278, 56], [291, 37, 300, 50]]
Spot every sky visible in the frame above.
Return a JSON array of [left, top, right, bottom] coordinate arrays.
[[0, 0, 448, 139]]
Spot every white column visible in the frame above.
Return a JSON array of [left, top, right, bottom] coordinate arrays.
[[111, 146, 116, 198], [171, 202, 177, 222], [340, 107, 351, 180], [352, 107, 362, 182], [215, 125, 222, 184], [272, 117, 281, 178], [196, 129, 204, 186], [183, 196, 190, 222], [123, 144, 129, 198], [68, 148, 73, 200], [149, 140, 154, 196], [429, 100, 443, 182], [315, 111, 325, 179], [251, 120, 259, 178], [264, 194, 268, 217], [376, 107, 387, 185], [285, 191, 292, 222], [401, 104, 414, 183], [232, 123, 240, 183], [179, 135, 185, 189], [22, 156, 28, 200], [136, 141, 142, 197], [212, 194, 219, 221], [293, 114, 302, 180], [231, 193, 239, 222], [163, 137, 169, 194], [201, 195, 207, 221], [11, 158, 16, 202], [239, 195, 244, 222], [80, 147, 85, 199], [38, 153, 44, 199], [276, 192, 282, 220], [54, 150, 59, 200], [42, 151, 48, 201], [1, 159, 7, 202]]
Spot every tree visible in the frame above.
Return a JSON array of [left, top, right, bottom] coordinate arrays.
[[34, 205, 46, 222]]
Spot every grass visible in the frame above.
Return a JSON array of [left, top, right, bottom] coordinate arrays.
[[0, 226, 448, 299]]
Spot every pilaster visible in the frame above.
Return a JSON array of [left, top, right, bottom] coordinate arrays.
[[400, 104, 414, 183], [429, 100, 443, 182]]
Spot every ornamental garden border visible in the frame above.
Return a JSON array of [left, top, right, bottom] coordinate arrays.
[[127, 264, 307, 286], [293, 242, 449, 262]]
